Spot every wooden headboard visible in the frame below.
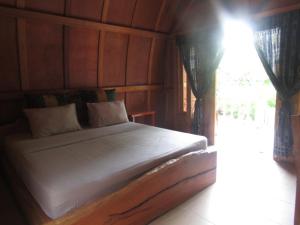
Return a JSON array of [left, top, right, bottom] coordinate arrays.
[[0, 85, 163, 126]]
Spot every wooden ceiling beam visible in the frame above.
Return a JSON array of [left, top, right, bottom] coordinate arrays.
[[253, 2, 300, 19], [0, 5, 168, 39]]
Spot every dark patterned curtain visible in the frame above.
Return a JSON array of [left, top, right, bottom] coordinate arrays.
[[177, 31, 224, 135], [253, 10, 300, 161]]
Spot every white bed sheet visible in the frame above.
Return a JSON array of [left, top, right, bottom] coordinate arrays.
[[4, 122, 207, 219]]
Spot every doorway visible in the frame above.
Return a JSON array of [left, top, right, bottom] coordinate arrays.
[[215, 19, 276, 157]]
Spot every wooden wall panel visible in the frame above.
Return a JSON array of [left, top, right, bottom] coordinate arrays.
[[0, 0, 15, 6], [25, 0, 65, 14], [26, 21, 64, 90], [116, 93, 125, 102], [0, 16, 20, 91], [67, 28, 99, 88], [101, 32, 128, 87], [251, 0, 300, 13], [151, 39, 166, 84], [156, 0, 181, 33], [103, 0, 137, 25], [132, 0, 163, 30], [0, 100, 23, 125], [126, 36, 151, 85], [150, 90, 164, 126], [126, 91, 148, 114], [0, 2, 168, 126], [66, 0, 104, 21]]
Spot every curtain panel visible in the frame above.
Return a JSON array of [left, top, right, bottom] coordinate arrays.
[[177, 30, 223, 135], [253, 10, 300, 161]]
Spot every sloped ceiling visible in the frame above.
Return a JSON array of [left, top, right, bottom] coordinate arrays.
[[0, 0, 191, 33]]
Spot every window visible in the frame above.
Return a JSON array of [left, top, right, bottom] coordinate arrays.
[[181, 65, 196, 116]]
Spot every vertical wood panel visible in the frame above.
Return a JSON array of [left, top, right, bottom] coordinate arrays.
[[0, 0, 15, 6], [151, 38, 166, 84], [104, 0, 137, 26], [67, 0, 104, 21], [126, 91, 148, 114], [0, 0, 16, 6], [156, 0, 181, 32], [150, 90, 164, 126], [98, 31, 104, 87], [0, 16, 20, 91], [126, 36, 152, 85], [26, 21, 64, 90], [101, 32, 128, 87], [132, 0, 163, 30], [25, 0, 65, 14], [68, 28, 99, 88]]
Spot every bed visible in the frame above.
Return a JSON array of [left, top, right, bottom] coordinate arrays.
[[1, 122, 217, 225]]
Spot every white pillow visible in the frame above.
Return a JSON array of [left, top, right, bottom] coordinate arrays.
[[24, 104, 81, 138], [87, 100, 129, 127]]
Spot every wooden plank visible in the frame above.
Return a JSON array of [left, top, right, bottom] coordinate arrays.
[[131, 0, 163, 30], [147, 38, 156, 110], [24, 0, 65, 15], [63, 26, 70, 88], [65, 0, 104, 21], [17, 19, 29, 90], [253, 2, 300, 19], [67, 27, 99, 88], [0, 16, 20, 91], [103, 0, 137, 26], [171, 0, 194, 33], [1, 148, 216, 225], [0, 5, 168, 39], [101, 0, 109, 22], [126, 36, 152, 85], [101, 32, 128, 87], [0, 85, 164, 101], [110, 85, 163, 93], [154, 0, 167, 31], [97, 31, 104, 87]]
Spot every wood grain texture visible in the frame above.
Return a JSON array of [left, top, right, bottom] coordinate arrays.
[[0, 6, 168, 38], [0, 2, 169, 127], [101, 32, 128, 87], [126, 36, 152, 85], [0, 16, 20, 91], [155, 0, 181, 33], [132, 0, 163, 30], [66, 0, 104, 21], [1, 148, 216, 225], [150, 90, 165, 126], [150, 38, 166, 84], [0, 0, 15, 6], [67, 28, 99, 88], [26, 21, 64, 90], [103, 0, 137, 26], [126, 91, 148, 114], [25, 0, 65, 14]]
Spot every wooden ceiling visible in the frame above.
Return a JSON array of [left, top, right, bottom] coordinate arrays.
[[0, 0, 191, 34]]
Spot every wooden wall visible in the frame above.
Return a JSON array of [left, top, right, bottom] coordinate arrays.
[[0, 0, 184, 126]]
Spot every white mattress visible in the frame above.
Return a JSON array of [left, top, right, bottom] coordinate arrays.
[[4, 122, 207, 219]]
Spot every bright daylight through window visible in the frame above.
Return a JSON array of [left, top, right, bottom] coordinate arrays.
[[216, 19, 276, 154]]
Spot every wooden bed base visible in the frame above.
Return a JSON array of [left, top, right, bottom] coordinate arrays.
[[1, 149, 217, 225]]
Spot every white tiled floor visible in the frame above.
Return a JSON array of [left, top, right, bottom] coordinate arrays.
[[150, 133, 297, 225]]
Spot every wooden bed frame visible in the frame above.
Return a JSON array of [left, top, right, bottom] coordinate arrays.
[[0, 103, 217, 225], [1, 146, 217, 225]]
